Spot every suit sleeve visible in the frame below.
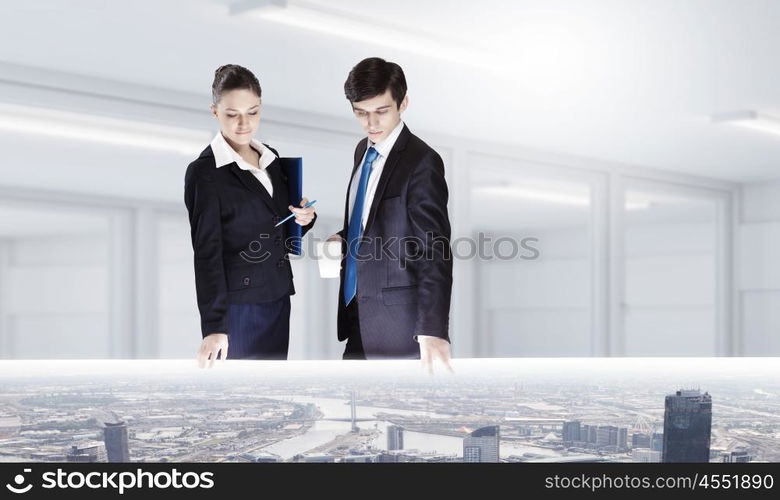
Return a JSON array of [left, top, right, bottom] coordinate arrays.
[[184, 163, 230, 337], [265, 143, 317, 238], [407, 151, 453, 341], [301, 212, 317, 237]]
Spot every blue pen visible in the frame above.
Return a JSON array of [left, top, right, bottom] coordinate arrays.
[[275, 199, 317, 227]]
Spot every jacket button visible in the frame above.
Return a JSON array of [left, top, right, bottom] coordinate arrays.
[[277, 260, 284, 268], [275, 237, 282, 246], [272, 216, 281, 224], [243, 277, 250, 286]]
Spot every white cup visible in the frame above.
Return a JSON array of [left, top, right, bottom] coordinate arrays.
[[315, 241, 342, 278]]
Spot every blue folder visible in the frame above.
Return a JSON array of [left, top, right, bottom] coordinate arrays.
[[279, 157, 303, 256]]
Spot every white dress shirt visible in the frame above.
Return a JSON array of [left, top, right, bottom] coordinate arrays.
[[347, 120, 405, 230], [210, 132, 276, 197]]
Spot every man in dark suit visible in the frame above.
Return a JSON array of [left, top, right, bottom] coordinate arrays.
[[331, 57, 453, 369]]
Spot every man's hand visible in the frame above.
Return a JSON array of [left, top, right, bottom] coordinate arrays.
[[197, 333, 228, 368], [289, 197, 316, 226], [419, 336, 453, 374]]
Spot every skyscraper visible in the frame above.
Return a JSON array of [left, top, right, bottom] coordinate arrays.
[[463, 425, 499, 463], [580, 424, 599, 445], [562, 421, 581, 442], [104, 421, 130, 462], [618, 427, 628, 451], [651, 432, 664, 452], [596, 425, 618, 448], [387, 425, 404, 451], [662, 389, 712, 463]]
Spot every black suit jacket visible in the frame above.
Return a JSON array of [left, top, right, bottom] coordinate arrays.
[[184, 144, 315, 337], [337, 125, 453, 358]]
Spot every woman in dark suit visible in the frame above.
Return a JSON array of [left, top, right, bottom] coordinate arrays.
[[184, 64, 316, 366]]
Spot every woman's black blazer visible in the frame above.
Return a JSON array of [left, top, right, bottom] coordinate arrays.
[[184, 144, 315, 337]]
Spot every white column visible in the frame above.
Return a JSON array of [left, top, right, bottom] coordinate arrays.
[[449, 147, 476, 358], [109, 211, 135, 358], [133, 207, 159, 358], [0, 238, 10, 356]]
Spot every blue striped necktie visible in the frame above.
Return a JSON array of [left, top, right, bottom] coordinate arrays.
[[344, 147, 379, 305]]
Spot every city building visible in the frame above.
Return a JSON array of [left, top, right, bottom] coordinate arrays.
[[104, 421, 130, 462], [341, 455, 374, 463], [651, 433, 664, 452], [580, 424, 594, 445], [632, 433, 651, 448], [562, 421, 581, 442], [662, 389, 712, 463], [240, 451, 280, 462], [463, 425, 499, 463], [375, 453, 401, 463], [632, 448, 662, 462], [721, 450, 752, 463], [301, 454, 335, 463], [618, 427, 628, 451], [66, 442, 107, 462], [596, 425, 618, 448], [387, 425, 404, 451]]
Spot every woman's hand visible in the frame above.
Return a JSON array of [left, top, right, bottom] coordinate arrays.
[[197, 333, 228, 368], [289, 197, 316, 226]]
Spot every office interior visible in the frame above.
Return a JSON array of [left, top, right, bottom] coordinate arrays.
[[0, 0, 778, 359]]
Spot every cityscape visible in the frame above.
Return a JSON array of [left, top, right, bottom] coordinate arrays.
[[0, 358, 777, 463]]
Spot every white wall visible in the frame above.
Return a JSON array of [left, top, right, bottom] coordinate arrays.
[[738, 181, 780, 355], [0, 233, 110, 358], [157, 212, 198, 358], [624, 221, 717, 355], [480, 227, 591, 357]]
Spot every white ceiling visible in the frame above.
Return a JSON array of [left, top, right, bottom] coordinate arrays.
[[0, 0, 778, 182]]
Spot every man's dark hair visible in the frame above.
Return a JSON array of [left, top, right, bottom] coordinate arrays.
[[344, 57, 407, 108], [211, 64, 262, 104]]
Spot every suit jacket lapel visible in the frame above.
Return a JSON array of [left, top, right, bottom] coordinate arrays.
[[363, 125, 410, 236], [266, 160, 290, 215], [229, 163, 279, 216], [352, 139, 368, 174], [343, 138, 369, 233]]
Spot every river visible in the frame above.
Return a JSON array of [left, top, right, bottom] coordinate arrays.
[[261, 395, 563, 460]]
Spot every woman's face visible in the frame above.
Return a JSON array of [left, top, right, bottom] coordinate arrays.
[[211, 88, 261, 146]]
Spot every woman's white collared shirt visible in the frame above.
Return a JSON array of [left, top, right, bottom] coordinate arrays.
[[210, 132, 276, 197]]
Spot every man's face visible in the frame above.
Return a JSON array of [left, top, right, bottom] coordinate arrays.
[[350, 89, 408, 143]]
